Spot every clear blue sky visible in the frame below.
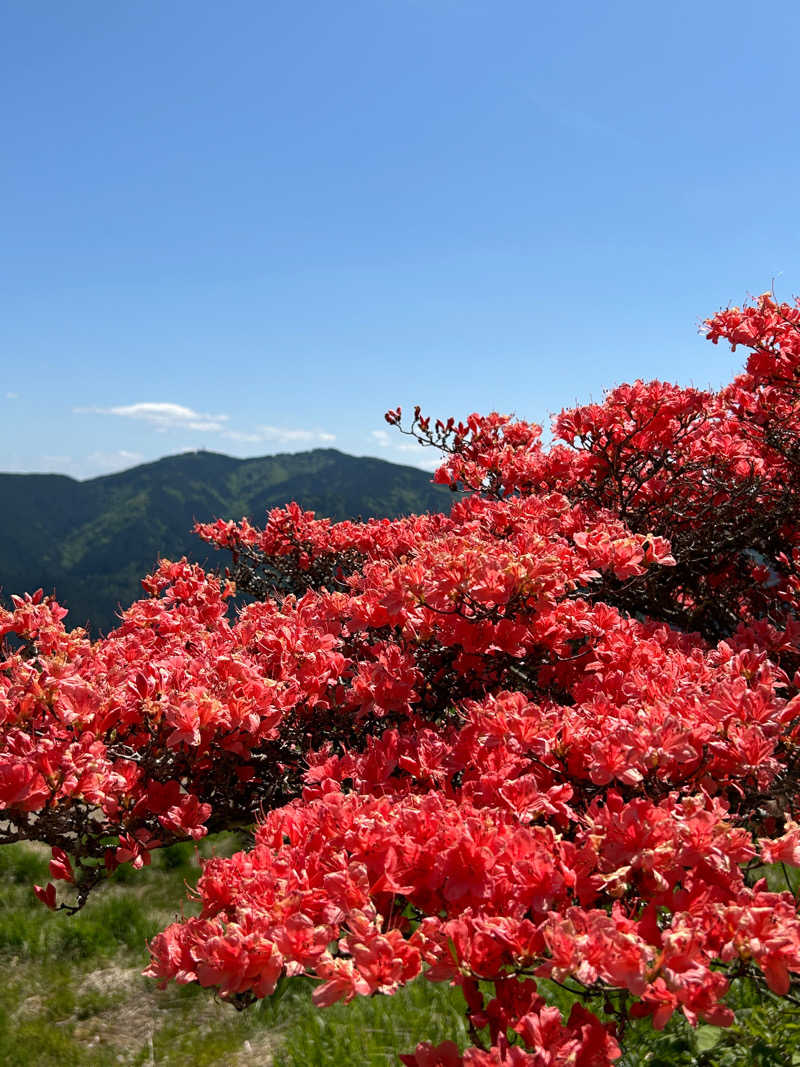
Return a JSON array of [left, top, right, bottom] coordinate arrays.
[[2, 0, 798, 479]]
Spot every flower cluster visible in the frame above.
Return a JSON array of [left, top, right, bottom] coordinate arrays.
[[4, 294, 800, 1061]]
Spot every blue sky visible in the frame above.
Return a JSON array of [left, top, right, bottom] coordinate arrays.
[[2, 0, 798, 479]]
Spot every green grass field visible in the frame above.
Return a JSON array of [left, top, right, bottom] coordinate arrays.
[[0, 838, 470, 1066], [2, 838, 799, 1066]]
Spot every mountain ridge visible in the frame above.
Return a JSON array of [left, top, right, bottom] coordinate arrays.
[[0, 448, 449, 634]]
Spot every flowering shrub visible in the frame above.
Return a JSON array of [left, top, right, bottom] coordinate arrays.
[[2, 293, 800, 1063]]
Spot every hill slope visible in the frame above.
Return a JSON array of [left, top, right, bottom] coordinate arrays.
[[0, 449, 449, 633]]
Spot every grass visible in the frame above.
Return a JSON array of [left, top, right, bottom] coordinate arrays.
[[0, 838, 468, 1066], [2, 841, 800, 1065], [269, 978, 468, 1067]]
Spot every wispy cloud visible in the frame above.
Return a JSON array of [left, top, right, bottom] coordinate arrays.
[[76, 401, 336, 449], [413, 454, 441, 472], [369, 429, 439, 470], [371, 428, 429, 456], [222, 426, 336, 446], [5, 392, 19, 400], [75, 402, 229, 433], [86, 449, 145, 471]]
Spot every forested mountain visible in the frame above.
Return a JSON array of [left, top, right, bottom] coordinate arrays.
[[0, 449, 448, 634]]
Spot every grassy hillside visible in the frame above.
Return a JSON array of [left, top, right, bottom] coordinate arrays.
[[0, 449, 449, 633]]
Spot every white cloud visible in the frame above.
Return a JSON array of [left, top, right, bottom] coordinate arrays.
[[367, 429, 440, 471], [5, 391, 19, 400], [222, 425, 336, 446], [220, 429, 265, 443], [394, 441, 429, 454], [370, 429, 432, 457], [86, 449, 145, 471], [76, 402, 229, 432], [75, 403, 335, 447], [414, 454, 441, 471], [259, 425, 336, 444]]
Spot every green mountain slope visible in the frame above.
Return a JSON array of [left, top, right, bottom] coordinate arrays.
[[0, 449, 449, 634]]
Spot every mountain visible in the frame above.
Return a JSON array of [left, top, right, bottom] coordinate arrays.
[[0, 449, 449, 634]]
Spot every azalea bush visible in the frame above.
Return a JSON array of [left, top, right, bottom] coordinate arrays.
[[2, 292, 800, 1064]]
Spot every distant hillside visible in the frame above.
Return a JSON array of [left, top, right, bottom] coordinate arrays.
[[0, 449, 449, 634]]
